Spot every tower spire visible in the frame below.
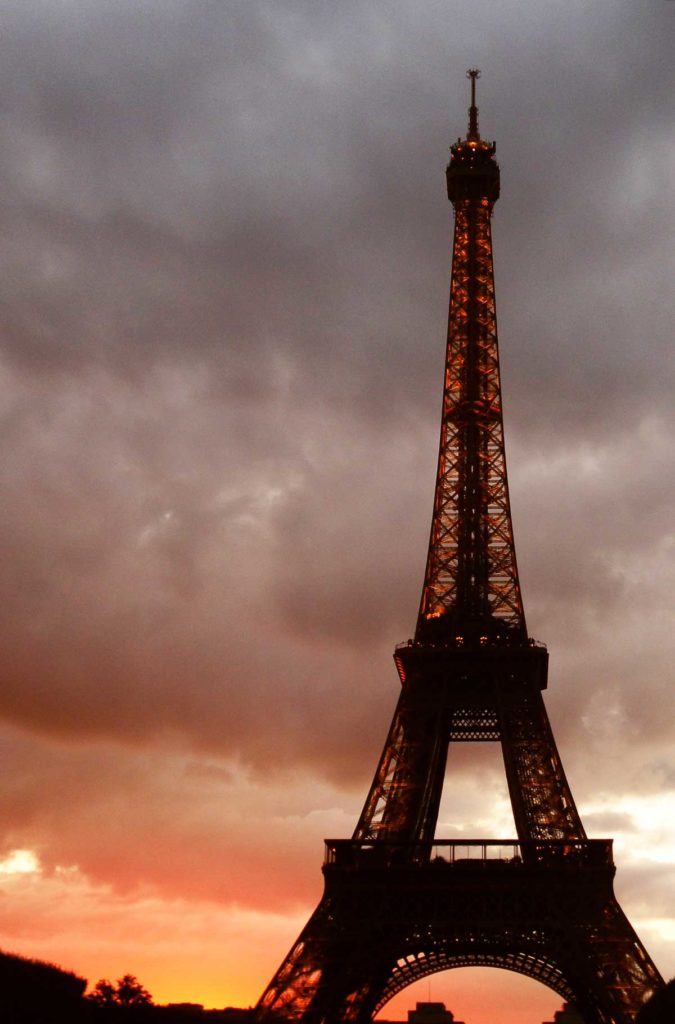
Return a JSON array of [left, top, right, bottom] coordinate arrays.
[[467, 67, 480, 140]]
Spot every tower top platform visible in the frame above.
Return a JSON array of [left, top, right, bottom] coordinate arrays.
[[446, 68, 499, 204]]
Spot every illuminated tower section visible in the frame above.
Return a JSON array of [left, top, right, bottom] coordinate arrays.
[[418, 69, 524, 643]]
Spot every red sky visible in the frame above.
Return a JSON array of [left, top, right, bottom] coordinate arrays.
[[1, 3, 674, 1022]]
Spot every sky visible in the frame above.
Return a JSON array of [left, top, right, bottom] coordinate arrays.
[[0, 1, 674, 1021]]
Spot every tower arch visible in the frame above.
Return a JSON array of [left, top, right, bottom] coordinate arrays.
[[375, 954, 575, 1016]]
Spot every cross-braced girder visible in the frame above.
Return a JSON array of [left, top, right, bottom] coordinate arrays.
[[417, 188, 525, 644]]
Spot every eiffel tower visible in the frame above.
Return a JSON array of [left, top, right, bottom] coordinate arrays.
[[255, 71, 664, 1024]]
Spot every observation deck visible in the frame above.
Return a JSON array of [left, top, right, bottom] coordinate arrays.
[[324, 839, 614, 872], [393, 638, 549, 691]]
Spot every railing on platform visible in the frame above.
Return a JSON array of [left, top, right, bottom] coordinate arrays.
[[324, 838, 613, 869], [394, 637, 548, 652]]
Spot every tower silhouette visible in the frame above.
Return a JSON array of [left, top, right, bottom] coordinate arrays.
[[255, 71, 663, 1024]]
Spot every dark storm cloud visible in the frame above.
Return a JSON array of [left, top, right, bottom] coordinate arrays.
[[2, 2, 672, 415], [0, 0, 674, 869]]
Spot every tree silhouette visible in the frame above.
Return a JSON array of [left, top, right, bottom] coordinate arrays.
[[1, 949, 87, 1022], [88, 979, 118, 1006], [116, 975, 152, 1006], [636, 978, 675, 1024], [88, 974, 153, 1008]]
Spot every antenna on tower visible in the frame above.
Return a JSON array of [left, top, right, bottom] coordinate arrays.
[[466, 68, 481, 140]]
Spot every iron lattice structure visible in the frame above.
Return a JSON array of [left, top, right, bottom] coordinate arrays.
[[255, 71, 663, 1024], [417, 157, 524, 643]]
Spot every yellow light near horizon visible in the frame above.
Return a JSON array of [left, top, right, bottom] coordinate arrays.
[[0, 849, 40, 874]]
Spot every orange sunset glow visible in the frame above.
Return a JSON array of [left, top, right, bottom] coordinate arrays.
[[1, 2, 674, 1023]]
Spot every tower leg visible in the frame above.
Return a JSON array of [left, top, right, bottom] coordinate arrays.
[[498, 685, 585, 841], [353, 680, 449, 845]]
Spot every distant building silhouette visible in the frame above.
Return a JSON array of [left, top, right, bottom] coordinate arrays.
[[377, 1000, 464, 1024], [408, 1001, 464, 1024], [542, 1004, 584, 1024]]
